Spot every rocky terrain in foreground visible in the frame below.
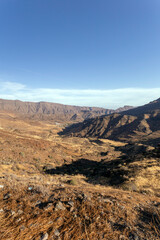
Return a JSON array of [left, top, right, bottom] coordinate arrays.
[[0, 184, 160, 240]]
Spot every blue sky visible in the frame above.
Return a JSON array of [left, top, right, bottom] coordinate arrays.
[[0, 0, 160, 108]]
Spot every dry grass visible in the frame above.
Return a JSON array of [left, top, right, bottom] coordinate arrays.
[[0, 112, 160, 239], [0, 185, 160, 240]]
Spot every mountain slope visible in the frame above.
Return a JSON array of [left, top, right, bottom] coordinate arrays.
[[123, 98, 160, 116], [0, 99, 133, 122], [60, 98, 160, 145]]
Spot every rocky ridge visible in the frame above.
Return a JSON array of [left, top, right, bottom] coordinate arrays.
[[60, 98, 160, 145], [0, 99, 133, 122]]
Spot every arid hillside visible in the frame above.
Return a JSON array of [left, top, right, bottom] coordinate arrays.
[[123, 98, 160, 116], [0, 110, 160, 239], [0, 99, 133, 122], [60, 98, 160, 146]]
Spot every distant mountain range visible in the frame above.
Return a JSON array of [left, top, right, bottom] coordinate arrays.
[[0, 99, 133, 122], [60, 98, 160, 146]]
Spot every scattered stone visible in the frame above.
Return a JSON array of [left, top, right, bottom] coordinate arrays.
[[119, 205, 125, 210], [0, 185, 4, 189], [96, 216, 100, 220], [48, 220, 54, 224], [18, 209, 23, 214], [28, 186, 33, 191], [16, 217, 22, 223], [3, 192, 11, 200], [0, 209, 4, 213], [85, 215, 90, 220], [36, 200, 42, 205], [70, 206, 74, 212], [103, 199, 113, 204], [44, 203, 53, 210], [19, 225, 26, 231], [76, 193, 88, 202], [54, 229, 60, 237], [40, 233, 49, 240], [55, 201, 66, 211], [119, 235, 126, 240], [11, 210, 16, 215], [68, 201, 74, 207]]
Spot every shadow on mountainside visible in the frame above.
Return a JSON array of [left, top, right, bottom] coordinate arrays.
[[44, 157, 130, 186], [141, 137, 160, 147], [44, 143, 160, 189], [44, 157, 139, 188]]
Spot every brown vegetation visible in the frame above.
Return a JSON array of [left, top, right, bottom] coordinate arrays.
[[0, 108, 160, 239]]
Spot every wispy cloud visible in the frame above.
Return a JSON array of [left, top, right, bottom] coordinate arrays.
[[1, 81, 25, 91], [0, 81, 159, 109]]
